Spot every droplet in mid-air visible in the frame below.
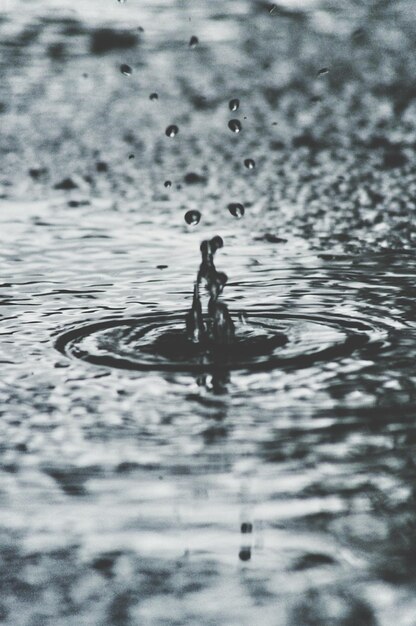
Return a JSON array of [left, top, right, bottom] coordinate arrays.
[[229, 98, 240, 112], [165, 124, 179, 138], [149, 92, 159, 101], [120, 64, 132, 76], [184, 210, 201, 226], [316, 67, 329, 77], [244, 158, 255, 169], [228, 203, 245, 218], [228, 119, 242, 133], [164, 180, 172, 188], [269, 4, 277, 14], [189, 35, 199, 48]]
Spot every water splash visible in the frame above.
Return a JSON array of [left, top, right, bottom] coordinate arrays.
[[186, 236, 235, 346]]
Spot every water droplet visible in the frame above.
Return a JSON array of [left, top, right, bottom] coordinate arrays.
[[164, 180, 172, 188], [239, 548, 251, 561], [316, 67, 329, 77], [117, 0, 126, 4], [128, 153, 135, 159], [165, 124, 179, 138], [229, 98, 240, 112], [184, 210, 201, 226], [120, 64, 132, 76], [228, 202, 245, 218], [149, 92, 159, 101], [228, 119, 242, 133], [189, 35, 199, 48], [269, 4, 277, 14], [210, 235, 224, 251], [244, 158, 255, 169]]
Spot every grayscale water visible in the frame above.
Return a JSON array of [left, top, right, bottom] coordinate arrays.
[[1, 1, 416, 624]]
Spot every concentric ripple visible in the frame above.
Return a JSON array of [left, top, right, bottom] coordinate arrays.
[[55, 311, 384, 372]]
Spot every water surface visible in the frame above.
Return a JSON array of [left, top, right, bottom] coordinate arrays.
[[1, 1, 416, 624]]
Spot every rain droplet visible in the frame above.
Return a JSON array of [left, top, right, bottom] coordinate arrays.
[[120, 64, 132, 76], [228, 202, 245, 218], [184, 210, 201, 226], [316, 67, 329, 77], [269, 4, 277, 14], [189, 35, 199, 48], [228, 119, 242, 133], [117, 0, 126, 4], [164, 180, 172, 188], [165, 124, 179, 138], [244, 158, 255, 169], [229, 98, 240, 112]]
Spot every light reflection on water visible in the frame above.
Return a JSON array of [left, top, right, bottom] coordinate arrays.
[[1, 0, 416, 624]]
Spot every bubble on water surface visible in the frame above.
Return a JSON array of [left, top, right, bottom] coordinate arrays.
[[189, 36, 199, 48], [120, 64, 132, 76], [184, 210, 201, 226], [165, 125, 179, 138], [228, 202, 245, 218], [228, 119, 242, 133], [244, 158, 255, 169], [229, 98, 240, 112], [149, 92, 158, 101]]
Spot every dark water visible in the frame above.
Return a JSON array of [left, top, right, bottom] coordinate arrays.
[[1, 1, 416, 624]]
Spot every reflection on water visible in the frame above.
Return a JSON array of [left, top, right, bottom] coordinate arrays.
[[1, 0, 416, 624]]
